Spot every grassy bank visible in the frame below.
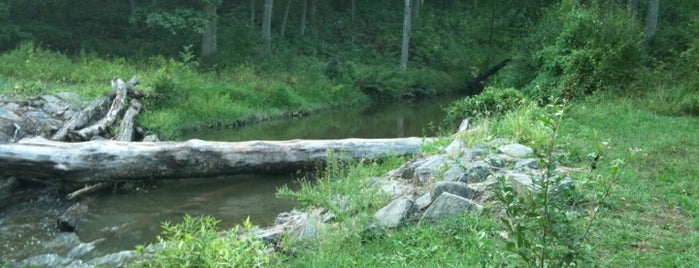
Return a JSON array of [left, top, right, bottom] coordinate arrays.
[[0, 43, 462, 139], [132, 92, 698, 266]]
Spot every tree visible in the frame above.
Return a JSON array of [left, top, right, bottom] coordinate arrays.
[[281, 0, 292, 36], [262, 0, 273, 54], [300, 0, 308, 35], [644, 0, 659, 47], [400, 0, 413, 71], [200, 1, 218, 66]]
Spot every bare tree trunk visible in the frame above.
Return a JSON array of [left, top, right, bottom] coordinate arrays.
[[0, 137, 433, 183], [262, 0, 274, 54], [411, 0, 420, 29], [351, 0, 356, 21], [644, 0, 659, 50], [627, 0, 638, 18], [250, 0, 256, 26], [400, 0, 413, 71], [300, 0, 308, 35], [281, 0, 292, 36], [200, 2, 218, 66]]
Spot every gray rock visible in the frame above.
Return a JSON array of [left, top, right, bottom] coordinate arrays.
[[374, 196, 415, 228], [507, 173, 537, 194], [515, 158, 541, 170], [498, 143, 534, 158], [461, 147, 487, 160], [458, 162, 492, 183], [431, 181, 475, 202], [442, 165, 465, 182], [444, 138, 464, 155], [421, 193, 482, 221], [414, 193, 431, 210], [142, 134, 160, 142], [66, 238, 104, 259], [413, 155, 448, 185], [0, 105, 21, 121], [87, 250, 135, 267]]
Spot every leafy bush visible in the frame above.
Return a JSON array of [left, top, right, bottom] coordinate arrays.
[[445, 86, 528, 123], [133, 215, 274, 267], [516, 1, 644, 100]]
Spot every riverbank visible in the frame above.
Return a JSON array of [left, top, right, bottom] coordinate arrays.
[[0, 43, 465, 140], [125, 93, 698, 267]]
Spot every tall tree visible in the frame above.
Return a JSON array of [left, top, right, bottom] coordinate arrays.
[[627, 0, 638, 18], [250, 0, 256, 26], [262, 0, 273, 53], [281, 0, 292, 36], [400, 0, 413, 71], [200, 1, 218, 66], [644, 0, 659, 49], [300, 0, 307, 35]]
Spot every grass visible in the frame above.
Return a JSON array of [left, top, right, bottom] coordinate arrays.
[[558, 93, 699, 266], [0, 42, 464, 139], [274, 92, 698, 267]]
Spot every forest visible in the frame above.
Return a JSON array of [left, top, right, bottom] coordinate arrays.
[[1, 0, 698, 267]]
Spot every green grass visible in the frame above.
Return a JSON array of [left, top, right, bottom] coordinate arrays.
[[558, 93, 699, 266]]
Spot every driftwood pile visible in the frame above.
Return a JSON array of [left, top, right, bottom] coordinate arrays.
[[50, 77, 149, 142]]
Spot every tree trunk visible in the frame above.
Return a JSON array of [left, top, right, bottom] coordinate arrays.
[[0, 137, 433, 183], [250, 0, 256, 27], [627, 0, 638, 18], [262, 0, 274, 54], [281, 0, 292, 36], [644, 0, 659, 46], [400, 0, 413, 71], [50, 96, 111, 141], [411, 0, 420, 29], [200, 2, 218, 66], [300, 0, 307, 35], [351, 0, 356, 21], [71, 79, 130, 141]]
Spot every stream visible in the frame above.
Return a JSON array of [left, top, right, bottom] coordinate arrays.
[[1, 94, 461, 265]]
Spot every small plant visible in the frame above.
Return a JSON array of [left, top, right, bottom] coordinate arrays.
[[133, 215, 274, 267], [494, 100, 622, 267]]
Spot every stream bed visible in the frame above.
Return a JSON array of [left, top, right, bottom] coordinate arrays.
[[1, 94, 461, 265]]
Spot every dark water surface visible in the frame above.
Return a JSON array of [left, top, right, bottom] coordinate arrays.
[[1, 94, 460, 263]]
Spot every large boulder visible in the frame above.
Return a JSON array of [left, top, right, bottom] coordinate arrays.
[[431, 181, 475, 202]]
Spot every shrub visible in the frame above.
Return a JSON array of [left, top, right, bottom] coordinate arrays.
[[445, 86, 528, 123], [516, 1, 644, 100], [133, 215, 275, 267]]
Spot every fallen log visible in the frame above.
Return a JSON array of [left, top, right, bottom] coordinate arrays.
[[0, 137, 433, 183], [71, 79, 129, 141], [50, 96, 111, 141], [114, 99, 142, 142]]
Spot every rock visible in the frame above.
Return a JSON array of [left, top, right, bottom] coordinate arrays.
[[374, 196, 415, 228], [413, 155, 448, 185], [142, 134, 160, 142], [431, 181, 475, 202], [457, 119, 469, 133], [57, 201, 88, 232], [0, 177, 18, 201], [414, 192, 431, 210], [442, 165, 465, 182], [458, 162, 492, 183], [0, 105, 21, 121], [421, 193, 482, 221], [370, 177, 410, 198], [498, 143, 534, 158], [66, 238, 104, 259], [461, 147, 487, 160], [507, 173, 537, 194], [444, 138, 464, 155], [515, 158, 541, 170], [87, 250, 135, 267]]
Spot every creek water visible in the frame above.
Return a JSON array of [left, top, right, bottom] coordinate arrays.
[[1, 94, 461, 264]]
